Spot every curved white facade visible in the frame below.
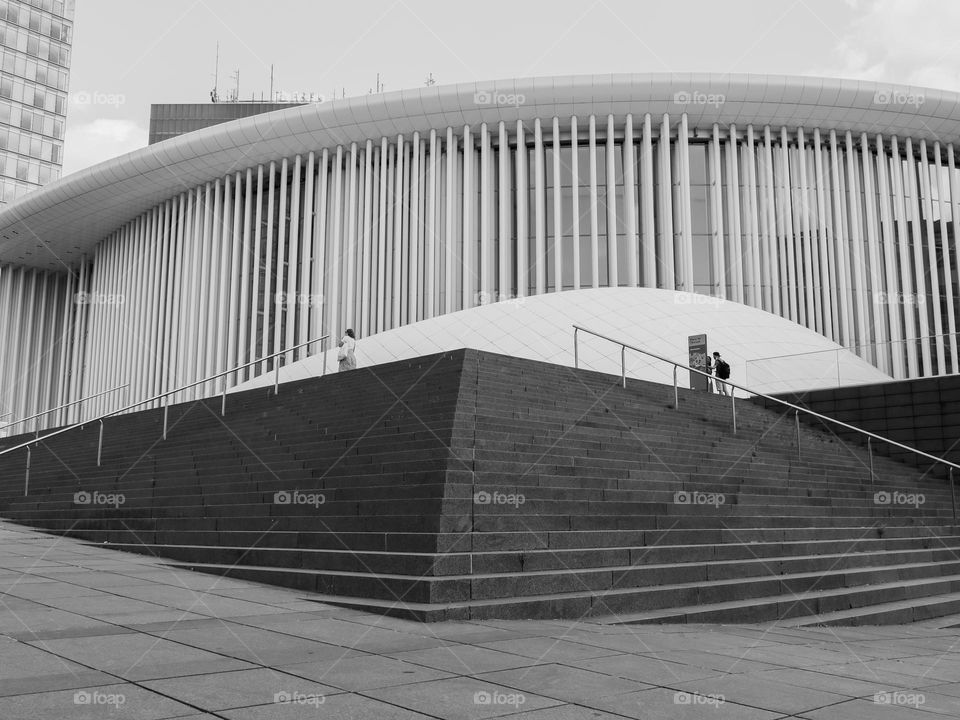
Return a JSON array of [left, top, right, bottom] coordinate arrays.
[[0, 73, 957, 433], [231, 288, 891, 396]]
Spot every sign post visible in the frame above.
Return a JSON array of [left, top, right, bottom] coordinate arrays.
[[688, 334, 710, 391]]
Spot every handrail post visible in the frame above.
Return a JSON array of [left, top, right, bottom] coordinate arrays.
[[672, 366, 678, 409], [867, 437, 874, 486], [221, 378, 227, 416], [621, 345, 626, 388], [795, 410, 801, 461], [951, 467, 957, 524], [731, 392, 737, 434], [274, 356, 281, 395], [574, 327, 579, 369], [23, 445, 30, 496], [163, 396, 169, 440], [97, 419, 104, 467]]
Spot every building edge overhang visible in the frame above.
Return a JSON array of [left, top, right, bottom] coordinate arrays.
[[1, 72, 957, 269]]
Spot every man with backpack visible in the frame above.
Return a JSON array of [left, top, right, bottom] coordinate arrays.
[[712, 352, 731, 396]]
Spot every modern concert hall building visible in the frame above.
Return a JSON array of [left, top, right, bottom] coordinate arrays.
[[0, 73, 957, 430]]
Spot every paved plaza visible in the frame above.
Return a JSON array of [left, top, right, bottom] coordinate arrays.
[[0, 521, 958, 719]]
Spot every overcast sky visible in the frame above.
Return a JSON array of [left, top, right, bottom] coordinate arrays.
[[62, 0, 959, 176]]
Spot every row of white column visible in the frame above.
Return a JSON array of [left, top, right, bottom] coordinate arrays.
[[4, 112, 960, 433]]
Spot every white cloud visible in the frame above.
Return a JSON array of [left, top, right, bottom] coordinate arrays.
[[61, 118, 147, 178], [819, 0, 960, 90]]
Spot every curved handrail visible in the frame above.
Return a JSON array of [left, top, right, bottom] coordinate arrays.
[[0, 335, 329, 463], [572, 324, 960, 477]]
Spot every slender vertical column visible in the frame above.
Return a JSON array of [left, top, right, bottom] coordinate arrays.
[[260, 167, 276, 374], [375, 138, 388, 329], [427, 130, 439, 315], [745, 126, 762, 307], [131, 217, 150, 404], [875, 134, 904, 378], [890, 137, 919, 376], [797, 129, 815, 328], [919, 140, 946, 372], [605, 114, 618, 287], [479, 124, 491, 298], [212, 177, 234, 388], [843, 132, 869, 356], [227, 174, 244, 379], [329, 146, 343, 346], [393, 135, 405, 325], [384, 143, 395, 326], [54, 270, 74, 425], [300, 152, 315, 358], [934, 142, 958, 373], [659, 114, 675, 290], [147, 206, 166, 402], [534, 118, 546, 294], [760, 127, 778, 313], [461, 125, 473, 308], [726, 125, 743, 303], [69, 259, 88, 420], [623, 113, 638, 287], [860, 133, 887, 369], [710, 125, 726, 298], [409, 135, 423, 322], [167, 195, 186, 394], [0, 267, 13, 419], [571, 116, 581, 290], [16, 271, 37, 422], [947, 144, 960, 373], [311, 151, 328, 348], [202, 183, 220, 392], [180, 189, 198, 393], [904, 139, 932, 374], [154, 203, 173, 404], [828, 131, 852, 345], [344, 144, 358, 337], [516, 120, 528, 297], [588, 115, 599, 288], [286, 154, 303, 363], [552, 117, 563, 291], [777, 128, 797, 322], [400, 140, 412, 321], [678, 113, 694, 291], [641, 114, 656, 287], [360, 141, 374, 336], [272, 161, 288, 366], [813, 130, 834, 339], [443, 128, 455, 311]]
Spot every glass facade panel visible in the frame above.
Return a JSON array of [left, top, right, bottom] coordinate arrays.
[[0, 0, 73, 203]]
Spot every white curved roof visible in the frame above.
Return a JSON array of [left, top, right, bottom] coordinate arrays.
[[2, 73, 957, 269], [231, 288, 890, 396]]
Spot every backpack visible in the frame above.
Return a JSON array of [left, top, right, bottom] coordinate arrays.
[[716, 359, 731, 379]]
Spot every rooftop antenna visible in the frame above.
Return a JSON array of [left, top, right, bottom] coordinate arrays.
[[269, 64, 274, 102], [229, 68, 239, 102], [425, 72, 435, 86], [210, 41, 219, 103]]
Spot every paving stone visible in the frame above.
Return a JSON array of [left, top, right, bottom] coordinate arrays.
[[0, 683, 198, 720], [278, 654, 453, 691], [141, 667, 340, 712], [363, 676, 564, 719], [26, 633, 255, 681]]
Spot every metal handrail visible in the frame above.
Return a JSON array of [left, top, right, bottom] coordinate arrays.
[[1, 335, 329, 486], [1, 384, 129, 435], [573, 324, 959, 520]]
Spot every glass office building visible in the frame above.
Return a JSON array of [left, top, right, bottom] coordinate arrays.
[[0, 0, 73, 204]]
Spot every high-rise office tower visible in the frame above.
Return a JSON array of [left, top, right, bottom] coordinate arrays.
[[0, 0, 74, 204]]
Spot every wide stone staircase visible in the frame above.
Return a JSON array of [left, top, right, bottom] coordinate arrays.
[[0, 348, 957, 625]]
